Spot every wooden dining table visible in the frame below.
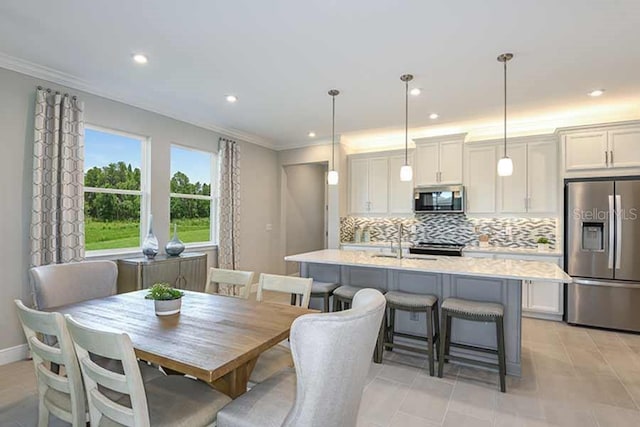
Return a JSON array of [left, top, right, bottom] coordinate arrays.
[[47, 290, 317, 398]]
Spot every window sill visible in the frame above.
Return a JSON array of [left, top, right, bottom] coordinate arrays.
[[85, 244, 218, 261]]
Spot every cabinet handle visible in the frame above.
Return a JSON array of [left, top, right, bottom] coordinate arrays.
[[610, 150, 614, 166], [605, 150, 609, 166]]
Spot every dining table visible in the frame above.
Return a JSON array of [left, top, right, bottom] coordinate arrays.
[[46, 289, 316, 398]]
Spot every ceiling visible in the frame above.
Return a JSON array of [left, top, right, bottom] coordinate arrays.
[[1, 0, 640, 150]]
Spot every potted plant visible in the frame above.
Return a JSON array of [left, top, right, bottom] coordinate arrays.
[[145, 283, 184, 316], [536, 237, 550, 252]]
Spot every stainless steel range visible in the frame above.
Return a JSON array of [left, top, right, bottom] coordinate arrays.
[[409, 242, 465, 257]]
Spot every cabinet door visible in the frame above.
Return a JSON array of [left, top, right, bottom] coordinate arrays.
[[142, 262, 180, 289], [349, 158, 370, 214], [527, 280, 562, 314], [178, 256, 207, 292], [415, 143, 439, 186], [522, 281, 529, 310], [439, 140, 463, 184], [465, 145, 497, 214], [609, 127, 640, 169], [499, 144, 527, 213], [564, 131, 608, 170], [388, 155, 414, 214], [527, 140, 558, 213], [368, 158, 389, 213]]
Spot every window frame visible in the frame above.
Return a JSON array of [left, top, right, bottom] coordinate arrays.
[[83, 124, 150, 256], [169, 143, 219, 245]]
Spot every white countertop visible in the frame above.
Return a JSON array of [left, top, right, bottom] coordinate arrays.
[[340, 241, 411, 248], [463, 246, 563, 257], [286, 249, 571, 283]]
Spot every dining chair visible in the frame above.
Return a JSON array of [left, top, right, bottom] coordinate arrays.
[[65, 314, 231, 427], [205, 267, 255, 299], [217, 288, 386, 427], [250, 274, 313, 384], [14, 300, 86, 427], [29, 260, 118, 310]]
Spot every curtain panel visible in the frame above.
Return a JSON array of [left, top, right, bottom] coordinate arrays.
[[30, 87, 85, 267], [218, 138, 241, 295]]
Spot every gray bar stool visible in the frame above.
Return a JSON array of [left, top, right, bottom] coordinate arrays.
[[438, 297, 506, 392], [311, 280, 340, 312], [384, 291, 440, 376], [333, 285, 386, 363]]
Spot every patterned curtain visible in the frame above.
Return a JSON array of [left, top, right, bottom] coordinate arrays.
[[30, 87, 85, 267], [218, 138, 241, 295]]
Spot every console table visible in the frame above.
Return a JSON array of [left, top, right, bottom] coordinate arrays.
[[117, 253, 208, 293]]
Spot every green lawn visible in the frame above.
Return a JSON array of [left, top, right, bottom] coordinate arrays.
[[85, 218, 210, 251]]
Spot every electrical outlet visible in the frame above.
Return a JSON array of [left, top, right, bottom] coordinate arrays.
[[410, 312, 419, 321], [265, 223, 273, 231]]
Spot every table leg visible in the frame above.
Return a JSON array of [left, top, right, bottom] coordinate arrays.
[[209, 357, 258, 398]]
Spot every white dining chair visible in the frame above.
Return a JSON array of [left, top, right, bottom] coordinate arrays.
[[249, 274, 313, 384], [14, 300, 86, 427], [205, 267, 255, 299], [29, 260, 118, 310], [65, 314, 231, 427], [217, 288, 386, 427]]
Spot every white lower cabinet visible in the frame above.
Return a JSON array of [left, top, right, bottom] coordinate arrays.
[[464, 251, 564, 321]]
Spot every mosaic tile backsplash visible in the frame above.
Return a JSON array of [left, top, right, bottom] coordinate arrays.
[[340, 215, 558, 249]]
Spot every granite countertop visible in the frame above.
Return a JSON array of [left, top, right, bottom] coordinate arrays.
[[340, 241, 411, 248], [286, 249, 571, 283], [463, 245, 563, 257]]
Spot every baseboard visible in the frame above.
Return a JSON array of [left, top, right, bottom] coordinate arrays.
[[522, 311, 563, 322], [0, 343, 29, 366]]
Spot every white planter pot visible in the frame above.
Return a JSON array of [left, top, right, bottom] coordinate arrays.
[[154, 298, 182, 316], [537, 243, 549, 252]]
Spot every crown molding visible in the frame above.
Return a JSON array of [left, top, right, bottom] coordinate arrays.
[[0, 51, 276, 149]]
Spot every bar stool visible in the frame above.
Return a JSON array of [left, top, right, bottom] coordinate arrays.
[[333, 285, 386, 363], [383, 291, 440, 376], [311, 280, 340, 312], [438, 297, 506, 392]]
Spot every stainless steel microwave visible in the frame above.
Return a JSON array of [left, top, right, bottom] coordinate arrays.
[[414, 185, 465, 213]]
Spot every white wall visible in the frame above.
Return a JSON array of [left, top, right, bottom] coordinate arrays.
[[0, 67, 281, 355], [284, 163, 327, 274]]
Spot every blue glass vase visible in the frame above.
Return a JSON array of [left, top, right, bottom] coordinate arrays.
[[165, 223, 185, 256]]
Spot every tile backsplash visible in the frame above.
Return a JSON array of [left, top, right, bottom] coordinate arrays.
[[340, 215, 558, 249]]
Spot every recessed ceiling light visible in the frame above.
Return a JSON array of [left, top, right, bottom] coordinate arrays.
[[132, 54, 148, 64], [588, 89, 605, 97], [410, 88, 421, 96], [226, 95, 238, 103], [308, 131, 316, 138], [429, 113, 439, 119]]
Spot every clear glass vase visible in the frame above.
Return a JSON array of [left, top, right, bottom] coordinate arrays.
[[142, 215, 159, 259], [165, 223, 185, 256]]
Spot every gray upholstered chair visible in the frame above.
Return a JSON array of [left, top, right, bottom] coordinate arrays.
[[14, 300, 86, 427], [29, 260, 118, 309], [65, 314, 231, 427], [218, 288, 386, 427]]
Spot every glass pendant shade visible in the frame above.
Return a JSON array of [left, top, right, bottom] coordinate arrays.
[[497, 157, 514, 177], [400, 164, 413, 182], [327, 169, 339, 185]]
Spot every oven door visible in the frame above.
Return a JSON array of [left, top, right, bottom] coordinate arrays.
[[414, 186, 464, 213]]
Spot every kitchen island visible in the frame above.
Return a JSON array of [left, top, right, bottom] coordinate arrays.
[[285, 249, 572, 376]]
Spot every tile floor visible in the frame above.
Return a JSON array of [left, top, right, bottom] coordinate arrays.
[[2, 318, 640, 426]]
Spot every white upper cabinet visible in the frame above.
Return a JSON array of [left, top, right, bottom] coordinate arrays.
[[562, 124, 640, 173], [388, 155, 414, 214], [348, 156, 388, 215], [499, 138, 558, 214], [465, 144, 498, 214], [414, 134, 465, 186]]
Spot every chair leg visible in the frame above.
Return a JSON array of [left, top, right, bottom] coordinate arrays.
[[444, 314, 452, 363], [333, 295, 340, 312], [38, 397, 50, 427], [290, 294, 296, 306], [438, 310, 448, 378], [433, 303, 441, 362], [388, 308, 395, 351], [324, 294, 330, 313], [496, 317, 507, 393], [426, 307, 434, 377], [374, 316, 385, 363]]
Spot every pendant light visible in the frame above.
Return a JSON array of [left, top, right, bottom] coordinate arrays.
[[497, 53, 514, 177], [400, 74, 413, 182], [327, 89, 340, 186]]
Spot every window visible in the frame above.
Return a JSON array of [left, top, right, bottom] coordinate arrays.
[[170, 145, 217, 244], [84, 126, 147, 252]]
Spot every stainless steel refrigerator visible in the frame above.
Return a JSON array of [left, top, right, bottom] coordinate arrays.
[[566, 179, 640, 332]]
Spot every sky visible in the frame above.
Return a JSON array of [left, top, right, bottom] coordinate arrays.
[[84, 128, 212, 184]]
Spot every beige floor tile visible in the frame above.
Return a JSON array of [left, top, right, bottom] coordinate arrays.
[[447, 382, 496, 421], [557, 329, 598, 351], [365, 362, 384, 386], [591, 403, 640, 427], [456, 365, 500, 387], [540, 400, 598, 427], [399, 376, 453, 424], [441, 410, 492, 427], [358, 377, 411, 427], [388, 411, 439, 427], [377, 359, 425, 385], [495, 392, 545, 420], [566, 348, 617, 378]]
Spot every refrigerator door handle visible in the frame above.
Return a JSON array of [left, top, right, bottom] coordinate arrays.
[[616, 194, 622, 269], [608, 195, 615, 269]]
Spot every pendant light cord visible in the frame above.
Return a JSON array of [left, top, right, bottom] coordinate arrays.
[[503, 59, 507, 157], [405, 79, 409, 165], [332, 93, 335, 170]]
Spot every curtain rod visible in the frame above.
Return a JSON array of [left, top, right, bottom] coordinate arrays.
[[37, 85, 77, 100]]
